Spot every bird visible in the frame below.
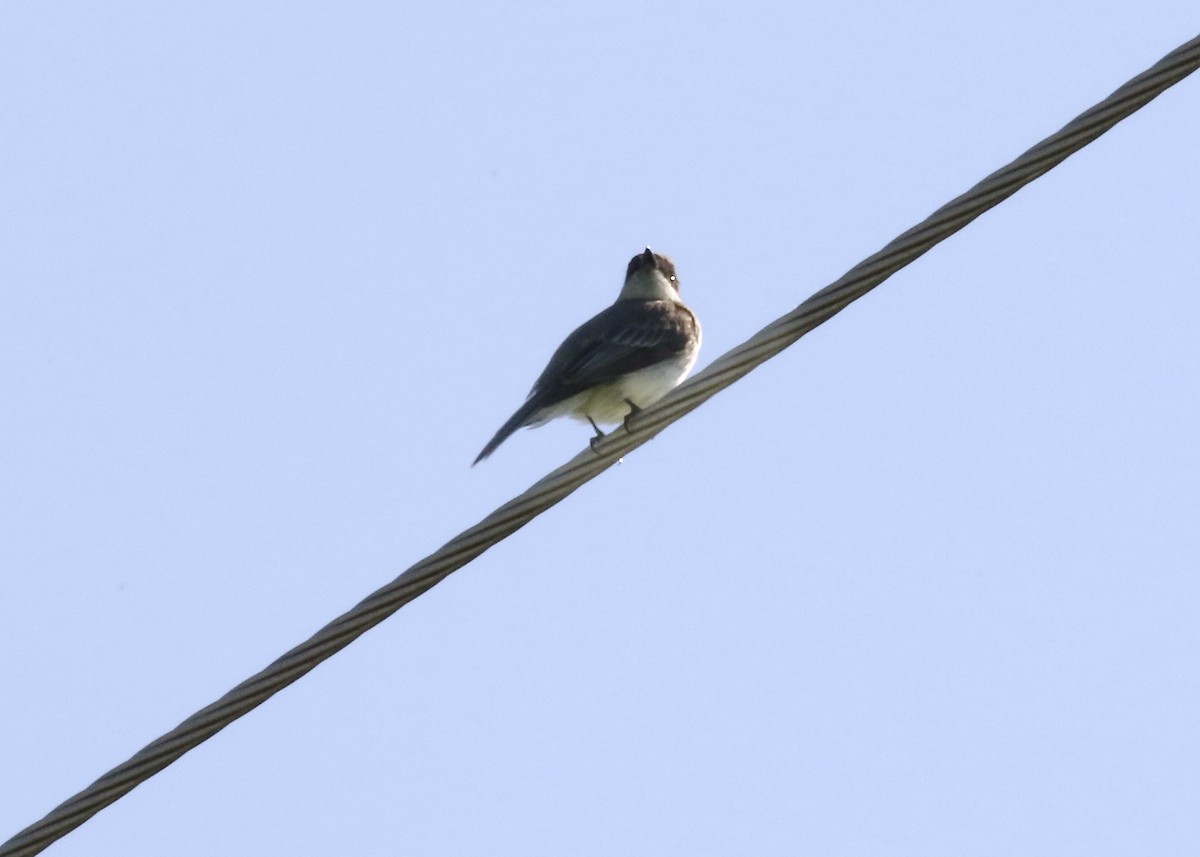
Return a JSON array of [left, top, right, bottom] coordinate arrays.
[[473, 248, 701, 464]]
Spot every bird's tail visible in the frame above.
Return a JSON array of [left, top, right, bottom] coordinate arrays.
[[472, 398, 543, 465]]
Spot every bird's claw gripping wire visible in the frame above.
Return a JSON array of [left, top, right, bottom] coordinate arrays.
[[623, 399, 642, 434], [587, 417, 605, 454]]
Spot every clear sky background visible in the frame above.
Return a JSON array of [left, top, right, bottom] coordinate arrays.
[[2, 3, 1198, 855]]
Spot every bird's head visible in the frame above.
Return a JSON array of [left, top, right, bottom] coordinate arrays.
[[619, 247, 679, 301]]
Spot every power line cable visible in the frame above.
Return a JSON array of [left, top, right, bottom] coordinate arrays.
[[4, 31, 1198, 857]]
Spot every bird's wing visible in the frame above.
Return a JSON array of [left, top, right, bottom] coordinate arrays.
[[529, 300, 697, 406]]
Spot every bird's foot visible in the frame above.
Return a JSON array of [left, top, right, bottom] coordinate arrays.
[[623, 399, 642, 434], [588, 417, 606, 455]]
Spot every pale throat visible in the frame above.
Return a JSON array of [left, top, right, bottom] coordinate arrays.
[[617, 270, 679, 302]]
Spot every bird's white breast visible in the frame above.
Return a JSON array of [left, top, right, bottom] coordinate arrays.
[[567, 334, 701, 425]]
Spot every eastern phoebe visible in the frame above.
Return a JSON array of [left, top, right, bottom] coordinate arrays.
[[474, 248, 701, 464]]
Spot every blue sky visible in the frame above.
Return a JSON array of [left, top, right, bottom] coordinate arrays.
[[2, 3, 1198, 855]]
